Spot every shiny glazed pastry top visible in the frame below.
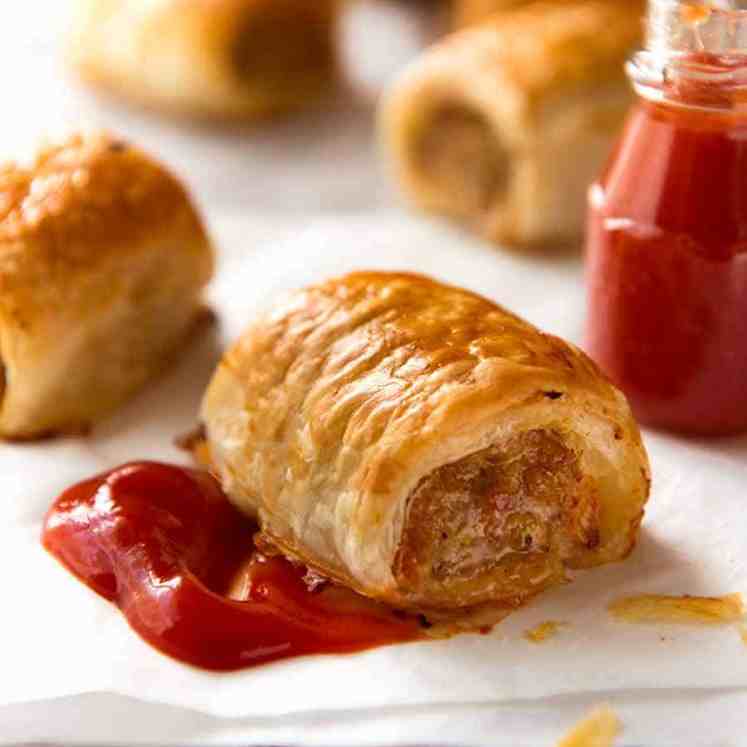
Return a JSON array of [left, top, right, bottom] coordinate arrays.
[[68, 0, 339, 119], [202, 272, 650, 619], [0, 132, 214, 439]]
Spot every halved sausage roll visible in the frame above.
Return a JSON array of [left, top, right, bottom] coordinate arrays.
[[202, 272, 650, 622], [0, 133, 214, 439], [380, 1, 643, 249], [69, 0, 339, 119]]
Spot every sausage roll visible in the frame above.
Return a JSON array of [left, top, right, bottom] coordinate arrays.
[[0, 133, 214, 439], [69, 0, 339, 119], [380, 1, 643, 249], [202, 272, 650, 621]]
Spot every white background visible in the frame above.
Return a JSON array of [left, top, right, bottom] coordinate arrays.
[[1, 3, 746, 745]]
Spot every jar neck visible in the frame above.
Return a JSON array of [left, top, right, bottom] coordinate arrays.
[[629, 0, 747, 110]]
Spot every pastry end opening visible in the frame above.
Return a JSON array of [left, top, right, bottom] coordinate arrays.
[[414, 103, 510, 220], [395, 429, 601, 610]]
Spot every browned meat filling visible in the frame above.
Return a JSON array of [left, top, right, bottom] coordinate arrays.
[[415, 105, 509, 217], [395, 429, 601, 609], [231, 10, 334, 91]]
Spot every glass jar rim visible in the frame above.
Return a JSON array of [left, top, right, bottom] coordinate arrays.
[[629, 0, 747, 107], [647, 0, 747, 53]]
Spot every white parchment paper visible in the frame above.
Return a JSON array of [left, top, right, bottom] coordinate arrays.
[[1, 214, 746, 745], [1, 3, 746, 742]]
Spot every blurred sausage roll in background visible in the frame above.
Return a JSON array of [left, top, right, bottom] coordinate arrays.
[[0, 133, 214, 439], [202, 272, 650, 623], [381, 0, 643, 249], [69, 0, 339, 119]]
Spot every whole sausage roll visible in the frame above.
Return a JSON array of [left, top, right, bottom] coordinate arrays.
[[202, 272, 650, 619], [0, 133, 213, 439], [69, 0, 339, 119], [380, 1, 643, 249]]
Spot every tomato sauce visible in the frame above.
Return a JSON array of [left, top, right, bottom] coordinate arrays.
[[42, 462, 421, 671], [586, 56, 747, 435]]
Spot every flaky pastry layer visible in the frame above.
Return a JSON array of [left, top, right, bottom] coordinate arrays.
[[202, 272, 650, 616], [0, 132, 214, 438]]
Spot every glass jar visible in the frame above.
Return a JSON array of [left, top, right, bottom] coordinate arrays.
[[585, 0, 747, 436]]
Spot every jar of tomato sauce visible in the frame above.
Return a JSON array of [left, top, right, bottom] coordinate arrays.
[[586, 0, 747, 436]]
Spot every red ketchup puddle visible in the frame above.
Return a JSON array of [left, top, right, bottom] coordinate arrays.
[[42, 462, 421, 671]]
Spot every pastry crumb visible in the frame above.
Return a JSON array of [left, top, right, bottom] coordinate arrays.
[[524, 620, 566, 644], [556, 705, 621, 747], [739, 624, 747, 646], [175, 424, 212, 469], [609, 593, 744, 625]]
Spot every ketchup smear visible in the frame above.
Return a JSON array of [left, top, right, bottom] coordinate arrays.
[[42, 462, 420, 671]]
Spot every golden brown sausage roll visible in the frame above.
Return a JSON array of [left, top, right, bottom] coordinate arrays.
[[380, 1, 643, 249], [202, 272, 650, 621], [69, 0, 339, 119], [0, 133, 214, 439]]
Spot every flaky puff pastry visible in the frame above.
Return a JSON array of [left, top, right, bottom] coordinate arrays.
[[380, 1, 643, 249], [202, 273, 650, 620], [69, 0, 339, 119], [0, 133, 214, 439]]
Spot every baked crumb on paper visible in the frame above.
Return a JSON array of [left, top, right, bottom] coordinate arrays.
[[523, 620, 566, 644], [608, 593, 744, 625], [556, 705, 621, 747], [175, 424, 213, 470]]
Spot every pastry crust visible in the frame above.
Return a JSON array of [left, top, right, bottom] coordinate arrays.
[[380, 1, 643, 249], [0, 132, 214, 439], [202, 272, 650, 616], [454, 0, 537, 28], [69, 0, 339, 119], [453, 0, 641, 28]]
